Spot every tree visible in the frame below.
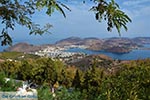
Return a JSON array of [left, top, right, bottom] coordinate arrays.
[[72, 69, 81, 89], [31, 58, 58, 85], [19, 60, 33, 81], [0, 0, 131, 45]]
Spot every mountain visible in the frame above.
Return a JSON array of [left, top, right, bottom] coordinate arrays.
[[133, 37, 150, 44], [5, 43, 48, 53], [81, 38, 104, 50], [56, 37, 82, 46], [102, 37, 138, 53], [56, 37, 141, 53], [4, 37, 150, 54], [56, 37, 104, 50]]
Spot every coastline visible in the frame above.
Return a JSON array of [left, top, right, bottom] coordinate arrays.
[[1, 37, 150, 60]]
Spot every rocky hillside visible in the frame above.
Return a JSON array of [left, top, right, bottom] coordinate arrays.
[[68, 54, 115, 70], [133, 37, 150, 44], [5, 43, 39, 52], [81, 38, 104, 50], [56, 37, 142, 53], [4, 37, 150, 53], [55, 37, 82, 46], [5, 43, 50, 53], [56, 37, 104, 50]]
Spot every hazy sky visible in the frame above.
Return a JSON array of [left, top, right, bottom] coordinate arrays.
[[1, 0, 150, 45]]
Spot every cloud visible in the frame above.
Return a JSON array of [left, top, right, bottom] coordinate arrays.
[[123, 0, 150, 7], [121, 0, 150, 18], [35, 2, 119, 38]]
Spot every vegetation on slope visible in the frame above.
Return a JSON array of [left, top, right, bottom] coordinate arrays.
[[0, 55, 150, 100], [0, 52, 40, 60]]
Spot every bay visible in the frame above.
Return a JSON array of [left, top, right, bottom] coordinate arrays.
[[66, 47, 150, 60], [0, 46, 8, 52], [1, 38, 150, 60]]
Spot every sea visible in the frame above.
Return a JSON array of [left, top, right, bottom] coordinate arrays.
[[66, 47, 150, 60], [0, 39, 150, 60]]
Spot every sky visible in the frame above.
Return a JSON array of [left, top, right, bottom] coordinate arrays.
[[1, 0, 150, 46]]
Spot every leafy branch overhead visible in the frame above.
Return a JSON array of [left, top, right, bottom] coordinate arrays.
[[0, 0, 131, 46], [91, 0, 132, 35]]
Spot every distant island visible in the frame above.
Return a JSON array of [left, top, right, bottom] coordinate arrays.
[[5, 37, 150, 54]]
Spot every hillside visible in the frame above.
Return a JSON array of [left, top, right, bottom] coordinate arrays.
[[133, 37, 150, 44], [5, 43, 52, 53], [67, 54, 116, 70], [4, 37, 150, 54], [0, 51, 150, 100], [56, 37, 144, 53], [0, 52, 40, 60]]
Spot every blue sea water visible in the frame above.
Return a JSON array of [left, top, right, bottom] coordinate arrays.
[[0, 36, 60, 52], [0, 46, 8, 52], [1, 38, 150, 60], [66, 47, 150, 60], [143, 44, 150, 48]]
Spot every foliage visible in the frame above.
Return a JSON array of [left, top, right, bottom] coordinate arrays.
[[38, 86, 83, 100], [0, 0, 131, 45], [0, 72, 22, 91], [0, 52, 23, 59], [0, 0, 54, 45], [90, 0, 131, 35], [0, 57, 150, 99], [0, 51, 39, 60], [81, 65, 104, 99], [37, 84, 54, 100], [0, 57, 67, 86], [72, 70, 81, 89]]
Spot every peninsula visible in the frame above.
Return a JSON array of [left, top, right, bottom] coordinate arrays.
[[4, 37, 150, 54]]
